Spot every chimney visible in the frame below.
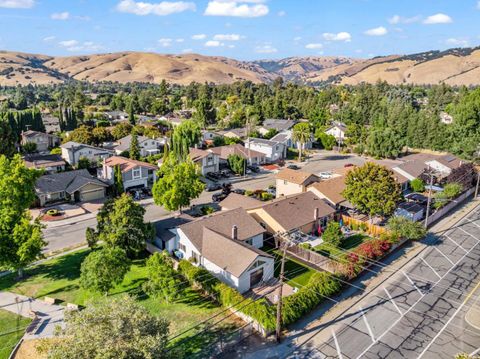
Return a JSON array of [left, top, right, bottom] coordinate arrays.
[[314, 207, 319, 221], [232, 225, 238, 240]]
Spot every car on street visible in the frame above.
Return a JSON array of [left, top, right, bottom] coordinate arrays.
[[206, 183, 222, 192], [232, 188, 246, 195], [212, 192, 228, 202], [287, 164, 300, 170], [344, 163, 355, 168], [248, 165, 260, 173]]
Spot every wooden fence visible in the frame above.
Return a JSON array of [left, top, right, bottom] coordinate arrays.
[[341, 215, 389, 237], [277, 237, 335, 273]]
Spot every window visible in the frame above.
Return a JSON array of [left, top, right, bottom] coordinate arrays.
[[284, 180, 288, 185], [132, 168, 141, 179], [179, 243, 186, 252]]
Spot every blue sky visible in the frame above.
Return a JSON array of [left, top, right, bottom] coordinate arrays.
[[0, 0, 479, 60]]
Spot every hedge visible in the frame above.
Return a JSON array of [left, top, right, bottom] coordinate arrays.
[[178, 260, 342, 332]]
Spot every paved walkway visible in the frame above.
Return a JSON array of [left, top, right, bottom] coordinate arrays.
[[0, 291, 65, 339]]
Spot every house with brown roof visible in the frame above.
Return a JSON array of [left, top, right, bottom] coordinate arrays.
[[21, 130, 61, 152], [100, 156, 157, 191], [307, 175, 353, 210], [208, 144, 266, 166], [400, 153, 463, 177], [275, 168, 320, 198], [189, 148, 219, 175], [219, 193, 262, 211], [392, 161, 428, 182], [23, 154, 66, 174], [247, 191, 335, 235], [174, 208, 273, 293]]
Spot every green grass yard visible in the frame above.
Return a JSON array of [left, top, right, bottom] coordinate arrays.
[[314, 233, 370, 261], [0, 310, 31, 359], [0, 249, 237, 340]]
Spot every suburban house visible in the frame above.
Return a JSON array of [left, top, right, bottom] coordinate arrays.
[[270, 130, 313, 150], [307, 175, 353, 210], [113, 135, 164, 157], [324, 121, 348, 144], [257, 119, 295, 136], [61, 141, 114, 167], [216, 128, 248, 140], [394, 202, 425, 222], [23, 154, 66, 174], [208, 144, 266, 166], [35, 169, 108, 206], [373, 159, 410, 193], [244, 138, 286, 163], [392, 161, 428, 182], [189, 148, 220, 175], [247, 191, 335, 234], [201, 130, 217, 145], [219, 193, 262, 211], [104, 110, 128, 121], [173, 208, 274, 293], [21, 130, 61, 152], [275, 168, 320, 198], [400, 153, 462, 177], [100, 156, 158, 191]]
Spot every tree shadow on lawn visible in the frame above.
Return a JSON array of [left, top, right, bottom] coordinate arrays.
[[31, 249, 90, 282]]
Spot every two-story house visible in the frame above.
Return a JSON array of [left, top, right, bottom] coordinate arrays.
[[21, 130, 61, 152], [324, 121, 348, 144], [189, 148, 220, 175], [275, 168, 320, 198], [61, 141, 114, 167], [113, 135, 164, 157], [257, 119, 295, 136], [244, 138, 286, 163], [100, 156, 157, 191], [23, 154, 66, 174]]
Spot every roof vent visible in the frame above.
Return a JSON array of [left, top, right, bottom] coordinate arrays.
[[232, 225, 238, 240]]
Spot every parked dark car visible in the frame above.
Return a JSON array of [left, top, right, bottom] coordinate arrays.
[[248, 165, 260, 173], [287, 164, 300, 170], [206, 173, 219, 182], [212, 192, 228, 202], [232, 188, 246, 195], [206, 183, 222, 192], [141, 187, 152, 196], [344, 163, 355, 168]]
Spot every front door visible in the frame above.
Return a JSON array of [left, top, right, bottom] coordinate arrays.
[[250, 267, 264, 287]]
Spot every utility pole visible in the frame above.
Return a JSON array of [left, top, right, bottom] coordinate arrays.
[[275, 237, 288, 343], [424, 167, 435, 228], [475, 170, 480, 199]]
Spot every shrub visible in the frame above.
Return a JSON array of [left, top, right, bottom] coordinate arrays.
[[443, 182, 463, 199], [322, 222, 344, 247], [245, 190, 254, 197], [50, 147, 62, 155], [46, 209, 60, 216], [200, 205, 215, 215], [410, 178, 425, 192], [261, 192, 274, 201], [387, 216, 426, 240]]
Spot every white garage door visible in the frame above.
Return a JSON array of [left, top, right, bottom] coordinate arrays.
[[80, 188, 105, 202]]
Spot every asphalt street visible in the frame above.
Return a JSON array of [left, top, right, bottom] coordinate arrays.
[[42, 151, 366, 254]]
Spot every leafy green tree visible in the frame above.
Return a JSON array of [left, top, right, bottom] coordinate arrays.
[[321, 221, 344, 248], [171, 120, 201, 159], [227, 154, 246, 175], [0, 118, 16, 157], [41, 295, 170, 359], [0, 155, 45, 277], [153, 155, 205, 212], [80, 247, 130, 294], [317, 132, 336, 150], [50, 147, 62, 155], [111, 122, 133, 140], [343, 163, 401, 219], [91, 126, 112, 146], [129, 134, 140, 160], [443, 182, 462, 198], [292, 122, 311, 161], [387, 216, 426, 240], [77, 156, 90, 169], [96, 194, 154, 258], [66, 125, 95, 146], [263, 128, 278, 139], [194, 94, 216, 128], [143, 252, 183, 303], [410, 178, 425, 192], [113, 164, 124, 196], [367, 127, 403, 158], [22, 141, 37, 154], [85, 227, 98, 249], [212, 136, 225, 147]]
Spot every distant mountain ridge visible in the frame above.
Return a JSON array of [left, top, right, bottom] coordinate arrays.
[[1, 46, 480, 86]]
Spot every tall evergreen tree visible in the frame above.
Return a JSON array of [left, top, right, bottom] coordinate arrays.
[[129, 134, 140, 160]]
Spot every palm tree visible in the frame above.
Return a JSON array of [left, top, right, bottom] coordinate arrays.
[[292, 123, 311, 162]]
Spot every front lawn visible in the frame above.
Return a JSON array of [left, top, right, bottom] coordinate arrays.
[[314, 233, 370, 261], [0, 309, 31, 359], [262, 245, 318, 287], [0, 249, 237, 339]]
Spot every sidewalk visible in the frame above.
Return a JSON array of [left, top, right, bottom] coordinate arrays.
[[0, 291, 64, 339]]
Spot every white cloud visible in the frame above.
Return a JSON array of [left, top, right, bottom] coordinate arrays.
[[293, 36, 302, 41], [305, 43, 323, 49], [58, 40, 103, 52], [116, 0, 196, 16], [446, 38, 469, 47], [158, 38, 173, 46], [182, 48, 193, 53], [423, 13, 452, 24], [388, 14, 421, 24], [213, 33, 242, 41], [176, 38, 184, 42], [51, 11, 70, 20], [277, 10, 286, 16], [205, 40, 223, 47], [43, 36, 56, 42], [255, 44, 277, 54], [322, 32, 351, 42], [191, 33, 206, 40], [204, 1, 269, 17], [364, 26, 387, 36], [0, 0, 34, 8]]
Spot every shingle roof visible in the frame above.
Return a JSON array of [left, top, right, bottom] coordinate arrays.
[[114, 134, 161, 152], [208, 144, 266, 160], [23, 154, 65, 169], [35, 169, 108, 194], [270, 132, 290, 143], [154, 214, 193, 242], [276, 168, 319, 185], [219, 193, 263, 211], [247, 137, 280, 146], [308, 176, 346, 205], [60, 141, 113, 154], [394, 160, 427, 178], [104, 156, 158, 173], [189, 148, 213, 162], [261, 119, 295, 131], [177, 207, 266, 252], [201, 228, 271, 277], [258, 192, 335, 232]]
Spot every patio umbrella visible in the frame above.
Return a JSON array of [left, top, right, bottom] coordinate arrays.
[[339, 218, 344, 227]]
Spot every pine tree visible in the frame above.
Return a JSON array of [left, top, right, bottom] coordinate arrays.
[[129, 134, 140, 160]]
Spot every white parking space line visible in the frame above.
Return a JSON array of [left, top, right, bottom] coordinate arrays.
[[359, 306, 375, 342], [459, 226, 480, 242], [383, 287, 403, 315], [421, 258, 442, 279], [433, 247, 455, 266], [402, 270, 423, 296], [331, 329, 344, 359], [445, 234, 468, 252], [470, 347, 480, 356], [471, 221, 480, 230]]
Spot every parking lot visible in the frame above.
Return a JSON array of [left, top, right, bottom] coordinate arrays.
[[311, 205, 480, 359]]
